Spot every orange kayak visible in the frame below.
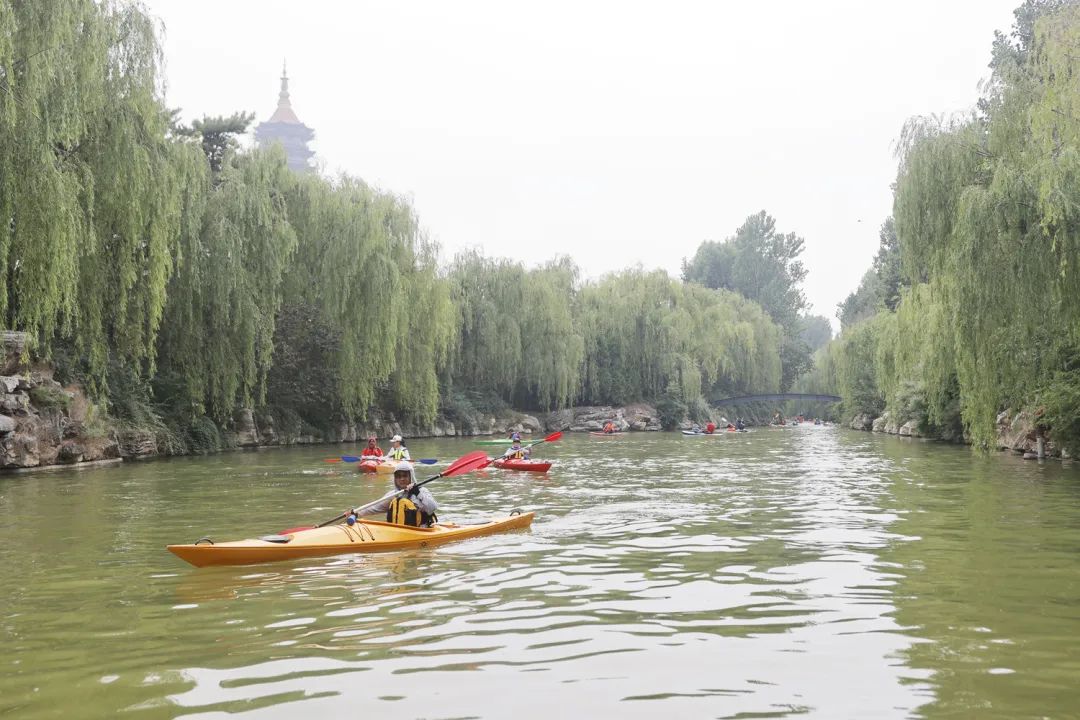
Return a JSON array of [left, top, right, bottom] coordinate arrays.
[[167, 512, 534, 567]]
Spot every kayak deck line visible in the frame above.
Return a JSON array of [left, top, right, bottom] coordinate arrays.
[[167, 512, 535, 568]]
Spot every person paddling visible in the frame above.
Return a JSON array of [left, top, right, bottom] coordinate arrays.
[[350, 462, 438, 527], [504, 434, 531, 460], [361, 435, 383, 457], [705, 420, 716, 435], [386, 434, 411, 462], [602, 420, 617, 434]]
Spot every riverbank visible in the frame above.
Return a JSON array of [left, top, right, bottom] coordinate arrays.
[[848, 409, 1071, 460], [1, 334, 765, 472]]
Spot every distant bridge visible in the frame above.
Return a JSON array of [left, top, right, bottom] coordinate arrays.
[[713, 393, 841, 405]]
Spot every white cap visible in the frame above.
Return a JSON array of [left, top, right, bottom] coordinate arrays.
[[394, 461, 413, 473], [391, 434, 403, 442]]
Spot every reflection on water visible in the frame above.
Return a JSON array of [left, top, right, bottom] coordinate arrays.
[[2, 428, 1080, 718]]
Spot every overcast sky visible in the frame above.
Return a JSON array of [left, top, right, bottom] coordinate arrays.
[[145, 0, 1020, 330]]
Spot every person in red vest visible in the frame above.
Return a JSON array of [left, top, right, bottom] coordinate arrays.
[[602, 421, 617, 434], [705, 420, 716, 434], [361, 436, 383, 457]]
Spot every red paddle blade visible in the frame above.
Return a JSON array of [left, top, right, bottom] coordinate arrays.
[[544, 431, 563, 443], [440, 450, 493, 478], [323, 457, 343, 463]]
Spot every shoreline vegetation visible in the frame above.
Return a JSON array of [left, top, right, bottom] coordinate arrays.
[[796, 0, 1080, 461], [0, 1, 824, 471], [4, 1, 1080, 471]]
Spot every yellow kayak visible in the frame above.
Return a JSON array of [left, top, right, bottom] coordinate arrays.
[[357, 458, 399, 474], [167, 512, 534, 567]]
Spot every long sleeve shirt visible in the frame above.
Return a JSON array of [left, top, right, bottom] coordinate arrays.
[[356, 485, 438, 518]]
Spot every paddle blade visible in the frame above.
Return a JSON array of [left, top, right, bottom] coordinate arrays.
[[439, 450, 493, 478], [323, 457, 343, 463], [341, 455, 361, 463], [544, 431, 563, 443], [415, 458, 438, 465]]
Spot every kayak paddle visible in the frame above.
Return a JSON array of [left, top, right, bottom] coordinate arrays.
[[315, 450, 493, 528]]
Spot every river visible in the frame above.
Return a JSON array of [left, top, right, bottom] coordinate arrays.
[[2, 427, 1079, 719]]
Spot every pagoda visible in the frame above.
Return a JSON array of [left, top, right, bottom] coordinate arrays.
[[254, 62, 315, 172]]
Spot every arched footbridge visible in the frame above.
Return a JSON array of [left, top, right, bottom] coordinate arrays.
[[713, 393, 841, 405]]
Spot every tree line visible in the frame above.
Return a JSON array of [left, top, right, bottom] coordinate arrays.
[[1, 0, 828, 449], [805, 0, 1080, 453]]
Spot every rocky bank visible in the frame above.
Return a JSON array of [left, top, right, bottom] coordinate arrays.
[[848, 408, 1067, 459]]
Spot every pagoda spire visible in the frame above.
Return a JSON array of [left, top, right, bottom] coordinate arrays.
[[255, 59, 315, 172]]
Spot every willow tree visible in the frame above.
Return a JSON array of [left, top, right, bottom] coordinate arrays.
[[890, 0, 1080, 448], [0, 0, 194, 392], [578, 269, 781, 406], [445, 252, 583, 411], [279, 175, 453, 425], [517, 257, 583, 410], [156, 146, 297, 421]]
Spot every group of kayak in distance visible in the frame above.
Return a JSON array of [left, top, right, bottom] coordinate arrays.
[[682, 419, 747, 435]]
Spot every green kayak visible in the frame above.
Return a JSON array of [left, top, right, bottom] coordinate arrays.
[[473, 437, 527, 446]]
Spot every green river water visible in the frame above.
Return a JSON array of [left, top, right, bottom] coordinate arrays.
[[2, 427, 1079, 719]]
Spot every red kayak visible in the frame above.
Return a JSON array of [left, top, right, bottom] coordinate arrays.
[[589, 431, 623, 437], [492, 458, 552, 472]]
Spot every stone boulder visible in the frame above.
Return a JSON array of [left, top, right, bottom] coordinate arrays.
[[118, 429, 157, 458], [0, 414, 15, 435], [850, 413, 874, 431], [58, 442, 85, 464], [0, 331, 28, 375], [898, 420, 922, 437], [233, 408, 260, 447], [1, 432, 40, 468]]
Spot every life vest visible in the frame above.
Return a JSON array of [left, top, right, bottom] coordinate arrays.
[[361, 447, 383, 457], [508, 448, 527, 460], [603, 423, 615, 433], [387, 447, 408, 461], [386, 496, 435, 527]]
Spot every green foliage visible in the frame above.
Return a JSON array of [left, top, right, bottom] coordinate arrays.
[[824, 1, 1080, 451], [837, 218, 905, 329], [1037, 365, 1080, 456], [0, 0, 793, 446], [156, 147, 297, 422], [683, 211, 812, 388], [29, 384, 70, 411], [264, 302, 344, 433], [579, 268, 781, 406], [180, 112, 254, 174], [0, 0, 194, 394], [654, 391, 688, 431], [799, 315, 833, 352]]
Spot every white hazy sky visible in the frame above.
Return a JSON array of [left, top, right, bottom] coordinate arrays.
[[145, 0, 1020, 330]]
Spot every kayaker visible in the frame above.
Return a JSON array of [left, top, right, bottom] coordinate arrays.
[[705, 420, 716, 434], [504, 437, 531, 460], [691, 423, 701, 434], [361, 436, 383, 457], [386, 435, 411, 462], [602, 421, 616, 434], [736, 418, 746, 431], [351, 462, 438, 527]]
